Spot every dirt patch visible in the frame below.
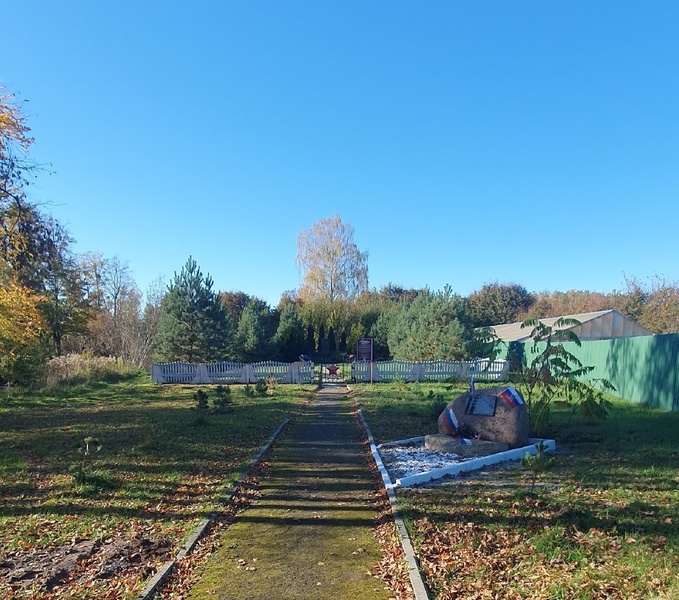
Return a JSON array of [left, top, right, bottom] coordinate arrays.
[[1, 534, 171, 594]]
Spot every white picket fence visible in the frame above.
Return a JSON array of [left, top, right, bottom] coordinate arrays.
[[151, 358, 509, 385], [151, 361, 315, 385], [350, 358, 509, 383]]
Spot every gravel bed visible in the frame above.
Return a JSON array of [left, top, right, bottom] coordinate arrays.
[[377, 442, 467, 481]]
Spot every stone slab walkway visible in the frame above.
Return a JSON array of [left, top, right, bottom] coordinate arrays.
[[185, 383, 394, 600]]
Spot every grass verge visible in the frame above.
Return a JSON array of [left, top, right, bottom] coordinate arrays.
[[353, 381, 679, 600], [0, 374, 314, 599]]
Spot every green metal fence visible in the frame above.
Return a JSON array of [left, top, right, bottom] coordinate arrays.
[[507, 333, 679, 412]]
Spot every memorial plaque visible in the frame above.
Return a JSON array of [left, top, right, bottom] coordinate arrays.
[[464, 393, 497, 416], [356, 337, 373, 362]]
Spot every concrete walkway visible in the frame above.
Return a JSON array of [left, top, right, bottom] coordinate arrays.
[[186, 384, 394, 600]]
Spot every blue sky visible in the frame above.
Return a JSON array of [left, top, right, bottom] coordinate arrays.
[[4, 1, 678, 306]]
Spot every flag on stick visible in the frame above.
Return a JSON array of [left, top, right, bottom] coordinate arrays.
[[442, 407, 458, 435], [499, 387, 524, 408]]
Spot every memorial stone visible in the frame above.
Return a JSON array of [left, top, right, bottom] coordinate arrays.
[[437, 386, 530, 448]]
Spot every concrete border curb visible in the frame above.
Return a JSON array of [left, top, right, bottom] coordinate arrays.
[[393, 437, 556, 487], [355, 409, 431, 600], [136, 417, 291, 600]]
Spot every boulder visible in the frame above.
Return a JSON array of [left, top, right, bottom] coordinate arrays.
[[437, 386, 529, 448]]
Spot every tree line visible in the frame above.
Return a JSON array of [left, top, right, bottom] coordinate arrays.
[[2, 88, 679, 384]]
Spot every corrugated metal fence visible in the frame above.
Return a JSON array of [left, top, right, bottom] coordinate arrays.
[[508, 333, 679, 412]]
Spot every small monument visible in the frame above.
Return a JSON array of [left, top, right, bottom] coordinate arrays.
[[427, 382, 530, 453]]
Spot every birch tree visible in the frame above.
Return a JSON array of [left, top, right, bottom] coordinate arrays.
[[296, 215, 369, 303]]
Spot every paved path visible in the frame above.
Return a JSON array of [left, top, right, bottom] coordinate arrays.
[[186, 384, 393, 600]]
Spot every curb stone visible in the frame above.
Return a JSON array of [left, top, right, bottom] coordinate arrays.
[[355, 407, 431, 600], [135, 417, 291, 600]]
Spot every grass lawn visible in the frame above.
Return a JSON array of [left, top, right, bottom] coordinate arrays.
[[0, 374, 314, 599], [352, 381, 679, 600]]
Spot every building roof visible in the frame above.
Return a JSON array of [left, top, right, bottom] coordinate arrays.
[[489, 309, 653, 343]]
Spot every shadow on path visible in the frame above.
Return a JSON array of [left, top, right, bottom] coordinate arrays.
[[185, 385, 392, 600]]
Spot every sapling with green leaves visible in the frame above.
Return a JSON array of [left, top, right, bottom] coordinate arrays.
[[513, 318, 615, 437], [70, 436, 102, 485], [521, 440, 556, 492], [570, 377, 616, 422], [467, 326, 505, 364]]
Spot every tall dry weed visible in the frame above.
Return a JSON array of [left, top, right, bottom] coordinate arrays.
[[43, 354, 137, 387]]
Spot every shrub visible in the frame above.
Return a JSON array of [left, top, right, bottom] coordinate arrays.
[[255, 379, 268, 397], [213, 385, 232, 412], [193, 389, 209, 410], [265, 375, 278, 392]]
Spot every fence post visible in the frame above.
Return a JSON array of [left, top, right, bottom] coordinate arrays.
[[195, 363, 209, 384]]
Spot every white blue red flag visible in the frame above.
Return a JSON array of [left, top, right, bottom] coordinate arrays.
[[499, 387, 524, 408], [442, 407, 458, 435]]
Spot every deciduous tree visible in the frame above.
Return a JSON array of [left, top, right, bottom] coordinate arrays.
[[0, 86, 34, 209], [0, 272, 46, 382], [38, 219, 91, 355], [635, 276, 679, 334], [465, 282, 534, 327], [296, 215, 368, 303]]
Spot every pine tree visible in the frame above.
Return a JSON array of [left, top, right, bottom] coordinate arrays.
[[304, 324, 315, 356], [273, 303, 305, 362], [236, 299, 273, 362], [317, 323, 326, 353], [387, 287, 467, 361], [154, 257, 234, 362], [327, 326, 337, 352]]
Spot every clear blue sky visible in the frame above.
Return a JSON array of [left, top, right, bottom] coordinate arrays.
[[4, 1, 678, 306]]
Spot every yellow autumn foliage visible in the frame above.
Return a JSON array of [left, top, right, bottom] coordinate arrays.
[[0, 275, 45, 357], [0, 86, 33, 159]]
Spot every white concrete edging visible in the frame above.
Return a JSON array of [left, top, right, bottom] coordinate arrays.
[[393, 437, 556, 488], [355, 409, 431, 600], [136, 418, 291, 600]]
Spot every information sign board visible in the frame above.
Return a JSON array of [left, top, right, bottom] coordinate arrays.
[[356, 337, 373, 362]]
